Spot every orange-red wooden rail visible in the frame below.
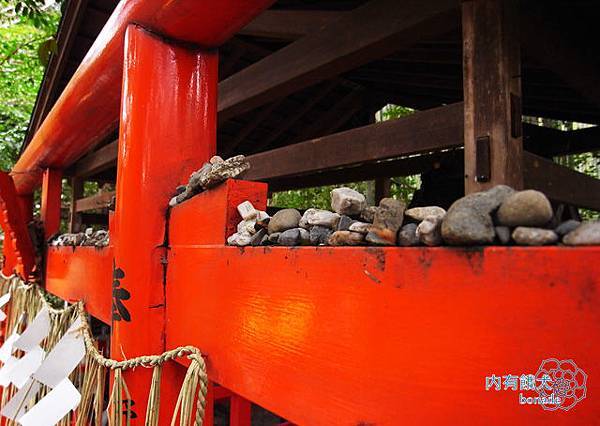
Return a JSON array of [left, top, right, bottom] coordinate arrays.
[[11, 0, 274, 195], [45, 181, 600, 425]]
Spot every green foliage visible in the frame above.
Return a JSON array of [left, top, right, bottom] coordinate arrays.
[[0, 13, 59, 171]]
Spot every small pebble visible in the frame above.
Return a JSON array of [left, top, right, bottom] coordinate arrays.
[[268, 209, 302, 234], [278, 228, 301, 246], [337, 215, 356, 231], [328, 231, 364, 246], [348, 221, 371, 234], [563, 221, 600, 246], [331, 187, 367, 216], [416, 216, 443, 246], [555, 220, 580, 237], [512, 227, 558, 246], [309, 226, 332, 245], [494, 226, 511, 245], [405, 206, 446, 221], [398, 223, 419, 246]]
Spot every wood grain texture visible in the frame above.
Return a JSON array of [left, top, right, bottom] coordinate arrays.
[[462, 0, 523, 192]]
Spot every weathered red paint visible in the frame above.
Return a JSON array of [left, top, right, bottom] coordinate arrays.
[[43, 242, 600, 424], [11, 0, 275, 195], [169, 179, 268, 246], [0, 171, 35, 278], [110, 25, 218, 423], [41, 168, 62, 239], [165, 245, 600, 425], [46, 246, 113, 324]]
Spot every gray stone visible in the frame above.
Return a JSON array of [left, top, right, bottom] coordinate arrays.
[[365, 229, 396, 246], [328, 231, 364, 246], [199, 155, 250, 189], [405, 206, 446, 221], [563, 221, 600, 246], [278, 228, 301, 246], [250, 229, 267, 246], [227, 231, 252, 246], [268, 209, 302, 234], [442, 185, 515, 246], [255, 210, 270, 230], [398, 223, 419, 246], [331, 187, 367, 216], [268, 232, 281, 244], [373, 198, 405, 234], [299, 208, 341, 229], [337, 215, 356, 231], [555, 220, 581, 237], [512, 227, 558, 246], [497, 190, 553, 227], [416, 216, 443, 246], [309, 226, 332, 245], [495, 226, 511, 245], [360, 206, 377, 223], [348, 221, 371, 234], [299, 228, 311, 245]]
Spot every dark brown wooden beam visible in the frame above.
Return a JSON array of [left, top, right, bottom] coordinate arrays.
[[266, 150, 462, 192], [462, 0, 523, 193], [70, 140, 118, 177], [524, 152, 600, 211], [245, 102, 464, 181], [239, 10, 344, 40], [75, 191, 115, 212], [523, 123, 600, 158], [69, 177, 83, 232], [219, 0, 459, 121]]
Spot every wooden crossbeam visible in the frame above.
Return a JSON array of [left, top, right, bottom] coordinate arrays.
[[70, 139, 118, 177], [523, 152, 600, 211], [218, 0, 459, 121], [245, 102, 464, 181], [523, 123, 600, 157], [239, 10, 344, 39], [75, 191, 114, 212]]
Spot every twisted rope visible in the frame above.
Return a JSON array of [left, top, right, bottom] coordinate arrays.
[[0, 275, 208, 425]]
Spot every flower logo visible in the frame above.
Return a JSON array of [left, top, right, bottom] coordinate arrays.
[[535, 359, 587, 411]]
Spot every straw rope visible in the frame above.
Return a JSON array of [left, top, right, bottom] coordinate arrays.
[[0, 274, 208, 426]]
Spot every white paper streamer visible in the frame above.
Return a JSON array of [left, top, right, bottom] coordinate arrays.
[[18, 379, 81, 426], [14, 307, 51, 352]]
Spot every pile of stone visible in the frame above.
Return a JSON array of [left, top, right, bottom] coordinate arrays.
[[51, 228, 109, 248], [228, 187, 406, 246], [169, 155, 250, 207], [227, 185, 600, 247]]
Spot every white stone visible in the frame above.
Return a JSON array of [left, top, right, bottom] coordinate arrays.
[[237, 219, 257, 235], [227, 231, 252, 246], [416, 215, 443, 246], [405, 206, 446, 221], [348, 221, 371, 234], [299, 208, 341, 229], [209, 155, 224, 164], [331, 187, 367, 215], [237, 201, 257, 220], [255, 210, 269, 222]]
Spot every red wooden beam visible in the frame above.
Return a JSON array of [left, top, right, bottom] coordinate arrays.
[[41, 168, 63, 239], [165, 245, 600, 425], [46, 246, 113, 324], [11, 0, 274, 195]]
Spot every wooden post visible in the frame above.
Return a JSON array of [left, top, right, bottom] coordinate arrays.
[[462, 0, 523, 193], [375, 178, 391, 203], [111, 25, 218, 423], [41, 168, 62, 239], [69, 177, 83, 232]]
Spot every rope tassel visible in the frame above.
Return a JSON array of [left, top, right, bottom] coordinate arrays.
[[0, 275, 208, 426]]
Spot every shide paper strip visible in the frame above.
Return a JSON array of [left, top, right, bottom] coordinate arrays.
[[0, 378, 42, 421], [0, 332, 20, 363], [14, 307, 51, 352], [33, 316, 85, 388], [9, 346, 45, 389], [0, 292, 10, 321], [0, 356, 18, 386], [18, 378, 81, 426]]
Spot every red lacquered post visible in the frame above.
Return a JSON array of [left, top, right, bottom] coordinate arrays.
[[41, 168, 62, 239], [111, 24, 217, 423]]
